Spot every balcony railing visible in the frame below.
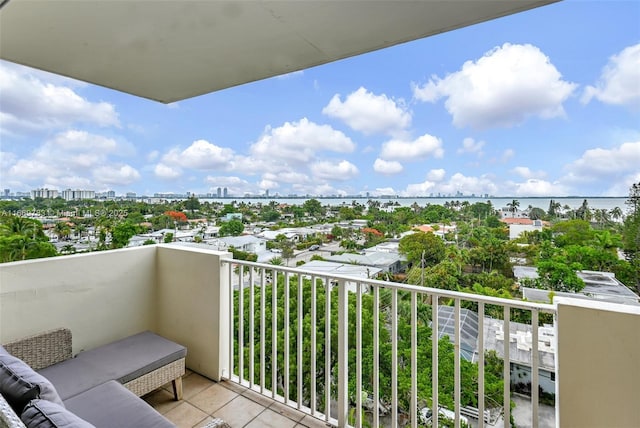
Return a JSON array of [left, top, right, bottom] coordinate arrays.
[[222, 259, 556, 428], [1, 246, 638, 427]]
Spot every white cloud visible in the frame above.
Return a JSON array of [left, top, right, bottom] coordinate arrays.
[[510, 179, 569, 197], [205, 176, 253, 195], [566, 141, 640, 179], [501, 149, 515, 163], [402, 172, 499, 197], [251, 118, 355, 163], [413, 43, 577, 129], [162, 139, 235, 170], [427, 169, 446, 182], [373, 158, 404, 175], [93, 165, 141, 186], [457, 137, 485, 155], [582, 43, 640, 108], [154, 163, 182, 179], [3, 130, 139, 189], [311, 160, 359, 181], [402, 180, 437, 196], [511, 166, 547, 180], [323, 87, 411, 136], [0, 62, 119, 135], [379, 134, 444, 161]]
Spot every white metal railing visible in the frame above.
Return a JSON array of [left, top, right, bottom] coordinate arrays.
[[222, 259, 556, 428]]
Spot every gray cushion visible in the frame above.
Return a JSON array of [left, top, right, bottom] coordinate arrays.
[[65, 381, 176, 428], [39, 331, 186, 400], [0, 353, 64, 413], [38, 357, 111, 401], [73, 331, 186, 384], [21, 399, 95, 428]]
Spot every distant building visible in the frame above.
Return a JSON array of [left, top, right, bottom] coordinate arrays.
[[62, 189, 96, 201], [217, 187, 222, 198], [223, 187, 228, 198], [126, 192, 137, 198], [31, 188, 59, 199]]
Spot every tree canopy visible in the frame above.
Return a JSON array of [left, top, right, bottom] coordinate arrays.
[[399, 232, 446, 267]]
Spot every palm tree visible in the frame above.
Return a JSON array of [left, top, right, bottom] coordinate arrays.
[[610, 206, 624, 223], [506, 199, 520, 216], [0, 216, 38, 238]]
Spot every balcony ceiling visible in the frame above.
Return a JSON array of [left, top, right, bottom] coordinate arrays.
[[0, 0, 558, 103]]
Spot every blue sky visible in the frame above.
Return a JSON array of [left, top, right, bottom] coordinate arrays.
[[1, 0, 639, 198]]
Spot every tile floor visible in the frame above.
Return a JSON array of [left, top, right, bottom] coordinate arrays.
[[143, 370, 334, 428]]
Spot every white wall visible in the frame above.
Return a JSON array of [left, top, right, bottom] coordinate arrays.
[[0, 247, 157, 354], [155, 245, 231, 381], [555, 297, 640, 427]]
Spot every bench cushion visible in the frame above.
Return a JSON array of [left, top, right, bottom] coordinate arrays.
[[39, 331, 186, 400], [74, 331, 186, 385], [65, 381, 176, 428], [21, 399, 95, 428]]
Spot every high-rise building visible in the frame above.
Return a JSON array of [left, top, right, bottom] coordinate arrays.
[[31, 188, 59, 199], [217, 187, 222, 198], [61, 189, 96, 201], [223, 187, 228, 198]]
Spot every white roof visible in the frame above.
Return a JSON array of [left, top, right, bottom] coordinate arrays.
[[0, 1, 557, 103]]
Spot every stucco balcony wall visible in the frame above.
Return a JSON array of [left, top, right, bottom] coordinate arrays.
[[0, 245, 231, 382], [0, 246, 158, 354], [555, 297, 640, 428]]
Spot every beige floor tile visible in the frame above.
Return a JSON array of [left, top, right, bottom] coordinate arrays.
[[242, 388, 277, 408], [190, 383, 239, 414], [298, 415, 334, 428], [245, 408, 297, 428], [192, 416, 214, 428], [219, 380, 247, 394], [143, 387, 181, 414], [164, 402, 209, 428], [212, 395, 266, 427], [268, 401, 306, 422], [182, 373, 216, 399]]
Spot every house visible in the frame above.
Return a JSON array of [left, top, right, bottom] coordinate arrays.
[[502, 218, 545, 239], [324, 251, 403, 274], [515, 266, 640, 306], [296, 260, 382, 293], [479, 317, 557, 395]]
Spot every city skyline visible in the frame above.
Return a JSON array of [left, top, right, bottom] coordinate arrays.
[[1, 1, 639, 198]]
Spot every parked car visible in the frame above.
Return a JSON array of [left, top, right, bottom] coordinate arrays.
[[309, 244, 320, 251]]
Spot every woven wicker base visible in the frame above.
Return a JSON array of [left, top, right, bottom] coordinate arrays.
[[124, 358, 186, 397]]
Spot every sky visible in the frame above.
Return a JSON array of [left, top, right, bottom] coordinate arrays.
[[1, 1, 639, 198]]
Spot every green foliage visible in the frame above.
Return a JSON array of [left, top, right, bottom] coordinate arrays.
[[399, 232, 446, 267], [302, 198, 324, 218], [163, 232, 174, 243], [534, 259, 585, 292], [552, 220, 594, 247], [110, 221, 141, 249], [0, 215, 57, 262], [230, 247, 258, 262], [622, 182, 640, 292], [219, 219, 245, 236], [233, 278, 505, 417]]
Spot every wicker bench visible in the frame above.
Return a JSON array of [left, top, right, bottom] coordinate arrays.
[[1, 328, 186, 428]]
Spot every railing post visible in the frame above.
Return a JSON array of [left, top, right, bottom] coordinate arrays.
[[338, 278, 349, 427], [217, 253, 233, 381]]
